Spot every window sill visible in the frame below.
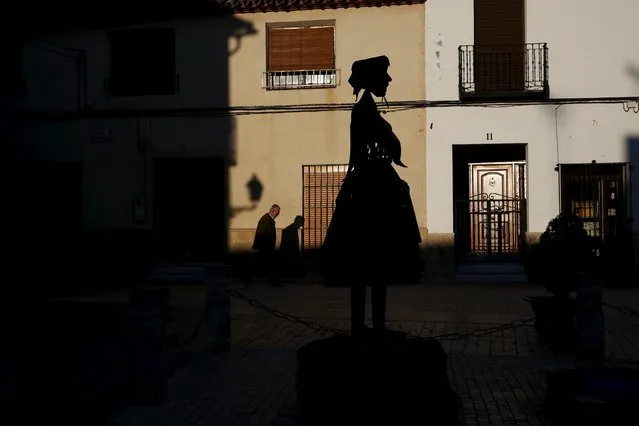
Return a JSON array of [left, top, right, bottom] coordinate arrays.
[[262, 69, 339, 91]]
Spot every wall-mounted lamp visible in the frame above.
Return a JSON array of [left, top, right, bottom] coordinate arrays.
[[133, 196, 147, 224]]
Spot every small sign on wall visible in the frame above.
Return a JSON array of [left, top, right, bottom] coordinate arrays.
[[133, 196, 147, 224], [91, 128, 112, 144]]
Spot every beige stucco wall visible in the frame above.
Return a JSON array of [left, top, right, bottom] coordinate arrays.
[[228, 5, 427, 249]]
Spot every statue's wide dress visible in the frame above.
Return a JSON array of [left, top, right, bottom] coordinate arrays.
[[321, 93, 424, 286]]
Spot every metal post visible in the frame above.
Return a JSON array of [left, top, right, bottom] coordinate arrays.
[[199, 264, 231, 351], [486, 199, 492, 258], [497, 211, 503, 255]]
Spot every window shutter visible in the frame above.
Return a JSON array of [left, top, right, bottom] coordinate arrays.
[[269, 26, 334, 72], [473, 0, 525, 94], [474, 0, 524, 46], [268, 27, 302, 72], [300, 27, 334, 70]]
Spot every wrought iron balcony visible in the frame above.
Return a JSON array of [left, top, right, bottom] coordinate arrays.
[[458, 43, 548, 101]]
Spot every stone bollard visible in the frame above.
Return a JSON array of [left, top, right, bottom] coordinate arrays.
[[198, 264, 231, 351], [576, 272, 605, 363], [129, 287, 170, 405], [146, 263, 231, 352]]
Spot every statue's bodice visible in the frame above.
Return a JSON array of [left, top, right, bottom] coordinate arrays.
[[354, 140, 392, 164], [348, 92, 405, 172]]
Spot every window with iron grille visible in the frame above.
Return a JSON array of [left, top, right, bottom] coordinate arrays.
[[558, 162, 632, 259], [0, 38, 25, 98], [302, 164, 348, 250], [107, 28, 178, 96], [265, 21, 337, 90]]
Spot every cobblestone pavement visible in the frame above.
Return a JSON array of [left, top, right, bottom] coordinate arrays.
[[109, 282, 639, 426]]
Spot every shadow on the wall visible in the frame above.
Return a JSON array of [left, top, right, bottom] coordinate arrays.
[[2, 10, 257, 426], [6, 12, 257, 298], [229, 174, 264, 218]]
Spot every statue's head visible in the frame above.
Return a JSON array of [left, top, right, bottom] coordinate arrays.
[[348, 55, 392, 98]]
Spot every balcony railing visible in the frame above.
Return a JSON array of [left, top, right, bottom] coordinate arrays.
[[263, 69, 339, 90], [458, 43, 548, 100]]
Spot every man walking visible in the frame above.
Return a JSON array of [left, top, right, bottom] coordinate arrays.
[[251, 204, 282, 287]]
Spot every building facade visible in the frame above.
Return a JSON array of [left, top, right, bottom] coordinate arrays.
[[425, 0, 639, 281], [2, 0, 427, 279]]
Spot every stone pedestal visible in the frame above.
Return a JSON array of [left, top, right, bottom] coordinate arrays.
[[199, 265, 231, 351], [296, 330, 459, 425], [146, 263, 231, 351]]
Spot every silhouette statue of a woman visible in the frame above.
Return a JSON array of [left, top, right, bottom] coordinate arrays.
[[322, 56, 424, 335]]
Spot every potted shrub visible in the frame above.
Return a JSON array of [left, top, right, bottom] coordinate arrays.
[[526, 213, 595, 347]]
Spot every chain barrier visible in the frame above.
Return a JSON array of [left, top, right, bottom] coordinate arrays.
[[227, 288, 347, 335], [171, 298, 213, 350], [226, 288, 536, 341], [172, 287, 346, 350], [429, 317, 536, 341], [171, 290, 639, 350]]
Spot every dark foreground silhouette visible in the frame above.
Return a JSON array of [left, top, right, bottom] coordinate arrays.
[[297, 329, 459, 425], [297, 56, 457, 425]]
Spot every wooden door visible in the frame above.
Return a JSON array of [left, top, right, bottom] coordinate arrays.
[[468, 162, 521, 256], [153, 157, 226, 263]]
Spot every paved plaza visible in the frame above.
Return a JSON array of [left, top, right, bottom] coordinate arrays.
[[106, 281, 639, 426]]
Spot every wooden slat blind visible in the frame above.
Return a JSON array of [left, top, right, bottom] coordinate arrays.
[[268, 26, 334, 72], [473, 0, 525, 93], [474, 0, 525, 46], [302, 164, 347, 250]]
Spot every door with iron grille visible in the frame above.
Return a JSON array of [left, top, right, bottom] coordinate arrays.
[[455, 161, 527, 260], [302, 164, 348, 250]]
